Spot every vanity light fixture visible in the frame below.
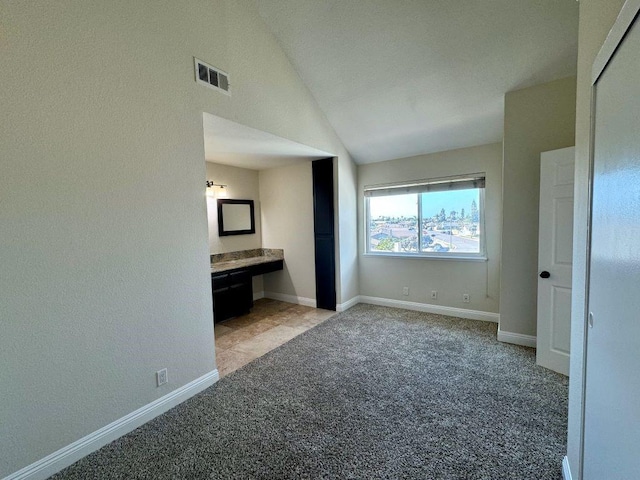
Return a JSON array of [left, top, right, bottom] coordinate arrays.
[[206, 180, 227, 197]]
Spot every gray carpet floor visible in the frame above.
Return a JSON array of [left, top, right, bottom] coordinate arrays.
[[50, 304, 568, 479]]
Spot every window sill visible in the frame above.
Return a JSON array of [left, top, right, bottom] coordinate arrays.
[[362, 252, 488, 262]]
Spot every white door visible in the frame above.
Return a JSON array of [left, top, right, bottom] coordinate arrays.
[[536, 147, 574, 376], [584, 8, 640, 479]]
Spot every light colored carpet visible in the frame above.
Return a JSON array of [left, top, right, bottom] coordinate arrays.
[[50, 304, 568, 479]]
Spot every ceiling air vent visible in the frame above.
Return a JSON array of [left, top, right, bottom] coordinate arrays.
[[194, 58, 230, 95]]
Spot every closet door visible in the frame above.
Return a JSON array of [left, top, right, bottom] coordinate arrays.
[[312, 158, 336, 311], [583, 9, 640, 478]]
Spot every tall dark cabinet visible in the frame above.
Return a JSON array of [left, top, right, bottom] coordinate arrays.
[[312, 158, 336, 311]]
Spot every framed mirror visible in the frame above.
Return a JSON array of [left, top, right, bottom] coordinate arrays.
[[217, 199, 255, 236]]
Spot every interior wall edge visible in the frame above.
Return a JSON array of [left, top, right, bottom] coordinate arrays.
[[5, 370, 219, 480]]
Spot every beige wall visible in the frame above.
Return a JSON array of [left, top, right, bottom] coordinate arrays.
[[0, 1, 356, 477], [337, 155, 360, 304], [205, 162, 261, 254], [500, 77, 577, 338], [219, 0, 359, 308], [567, 1, 626, 478], [358, 143, 502, 313], [259, 163, 316, 302], [205, 162, 264, 295]]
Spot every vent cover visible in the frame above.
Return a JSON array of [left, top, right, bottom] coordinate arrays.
[[194, 58, 230, 95]]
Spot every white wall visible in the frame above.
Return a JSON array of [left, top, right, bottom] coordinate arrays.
[[500, 77, 577, 339], [0, 1, 357, 477], [358, 143, 502, 314], [205, 162, 261, 254], [567, 1, 626, 478], [259, 163, 316, 303]]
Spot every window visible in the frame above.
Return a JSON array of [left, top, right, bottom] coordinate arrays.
[[365, 174, 485, 258]]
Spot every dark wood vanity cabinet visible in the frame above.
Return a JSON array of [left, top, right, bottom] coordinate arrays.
[[210, 254, 283, 323], [211, 269, 253, 323]]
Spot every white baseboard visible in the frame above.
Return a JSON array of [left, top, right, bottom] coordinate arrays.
[[253, 290, 265, 301], [358, 296, 499, 323], [6, 370, 219, 480], [264, 291, 316, 308], [562, 456, 572, 480], [497, 325, 537, 348], [336, 295, 360, 312]]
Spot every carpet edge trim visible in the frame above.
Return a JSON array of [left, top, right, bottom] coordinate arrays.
[[497, 325, 537, 348], [562, 456, 572, 480], [5, 369, 219, 480], [359, 295, 499, 323]]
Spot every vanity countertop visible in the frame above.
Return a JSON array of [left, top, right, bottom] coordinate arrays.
[[210, 248, 284, 274]]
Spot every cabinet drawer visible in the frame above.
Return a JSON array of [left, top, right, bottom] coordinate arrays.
[[229, 270, 250, 287], [250, 260, 283, 276], [211, 273, 230, 289]]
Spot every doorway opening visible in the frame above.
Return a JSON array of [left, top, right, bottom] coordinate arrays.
[[202, 113, 337, 376]]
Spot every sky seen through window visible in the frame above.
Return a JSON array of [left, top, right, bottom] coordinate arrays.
[[370, 190, 479, 218]]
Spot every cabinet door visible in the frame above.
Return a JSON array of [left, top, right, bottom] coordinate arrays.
[[211, 270, 253, 323], [212, 273, 230, 323], [230, 270, 253, 312], [312, 158, 336, 310], [212, 290, 230, 323]]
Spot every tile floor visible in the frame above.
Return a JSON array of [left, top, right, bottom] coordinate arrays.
[[214, 298, 336, 378]]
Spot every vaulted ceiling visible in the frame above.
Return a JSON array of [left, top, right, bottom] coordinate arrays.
[[256, 0, 579, 164]]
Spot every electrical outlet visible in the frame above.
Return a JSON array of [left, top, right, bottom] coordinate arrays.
[[156, 368, 168, 387], [431, 290, 438, 300], [402, 286, 409, 296], [462, 293, 470, 303]]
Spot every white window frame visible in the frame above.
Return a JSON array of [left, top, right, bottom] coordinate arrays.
[[364, 174, 487, 260]]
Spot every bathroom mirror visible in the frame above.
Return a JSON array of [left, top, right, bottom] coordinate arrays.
[[217, 199, 255, 236]]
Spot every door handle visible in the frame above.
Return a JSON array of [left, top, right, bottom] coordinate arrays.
[[540, 271, 550, 279]]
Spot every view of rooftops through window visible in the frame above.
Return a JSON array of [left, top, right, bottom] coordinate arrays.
[[367, 188, 482, 255]]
